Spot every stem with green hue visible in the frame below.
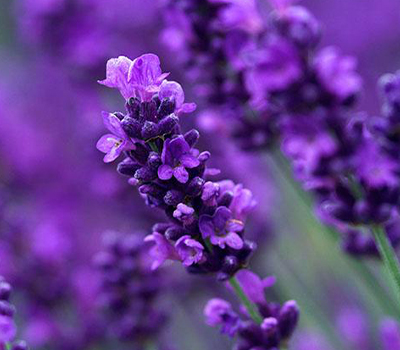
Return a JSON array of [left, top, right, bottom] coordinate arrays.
[[229, 276, 263, 324], [372, 225, 400, 306], [269, 151, 399, 317]]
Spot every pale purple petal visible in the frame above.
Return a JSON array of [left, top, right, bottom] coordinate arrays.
[[159, 80, 185, 107], [174, 165, 189, 183], [158, 164, 174, 180], [98, 56, 133, 99], [169, 136, 190, 160], [225, 232, 243, 249], [199, 215, 215, 238], [226, 220, 244, 233], [102, 111, 126, 138], [235, 270, 267, 303], [213, 207, 232, 231], [180, 102, 197, 114], [180, 154, 200, 168]]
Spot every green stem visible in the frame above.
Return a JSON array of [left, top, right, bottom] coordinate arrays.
[[372, 225, 400, 305], [269, 150, 399, 317], [229, 276, 263, 324]]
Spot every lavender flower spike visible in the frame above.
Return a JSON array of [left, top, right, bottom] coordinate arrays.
[[97, 53, 257, 279]]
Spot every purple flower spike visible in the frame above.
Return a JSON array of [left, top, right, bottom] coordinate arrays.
[[158, 135, 200, 183], [159, 80, 196, 114], [199, 206, 244, 249], [96, 112, 135, 163], [128, 54, 170, 101], [204, 298, 239, 337], [175, 235, 204, 266], [0, 315, 16, 343], [98, 56, 133, 100], [234, 269, 276, 304], [144, 232, 179, 270]]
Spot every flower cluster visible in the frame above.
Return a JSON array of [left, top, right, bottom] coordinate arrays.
[[97, 54, 257, 279], [0, 277, 28, 350], [94, 231, 170, 347], [204, 270, 299, 349]]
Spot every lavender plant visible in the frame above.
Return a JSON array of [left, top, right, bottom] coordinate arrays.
[[95, 53, 299, 348]]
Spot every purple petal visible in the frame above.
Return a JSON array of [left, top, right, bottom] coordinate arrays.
[[128, 54, 163, 87], [102, 111, 126, 138], [199, 215, 215, 238], [98, 56, 133, 99], [169, 136, 190, 160], [158, 164, 174, 180], [96, 134, 117, 153], [180, 154, 200, 168], [225, 232, 243, 250], [235, 270, 267, 303], [226, 219, 244, 233], [213, 207, 232, 231], [159, 80, 185, 107], [161, 138, 173, 165], [96, 135, 125, 163], [174, 165, 189, 183], [180, 102, 197, 114]]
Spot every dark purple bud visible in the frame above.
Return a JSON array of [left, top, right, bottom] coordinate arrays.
[[142, 121, 159, 139], [117, 158, 141, 176], [234, 240, 257, 261], [121, 116, 142, 138], [222, 256, 239, 275], [134, 167, 157, 182], [128, 143, 149, 164], [113, 112, 125, 120], [164, 190, 184, 206], [186, 177, 205, 196], [126, 97, 141, 118], [158, 114, 179, 134], [152, 223, 171, 234], [158, 98, 176, 118], [0, 300, 15, 316], [261, 317, 279, 346], [278, 300, 299, 339], [0, 281, 11, 301], [373, 204, 392, 223], [184, 129, 200, 147], [165, 226, 186, 241], [147, 152, 162, 170], [239, 321, 264, 343], [141, 101, 158, 122], [218, 191, 234, 207], [139, 183, 165, 198]]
